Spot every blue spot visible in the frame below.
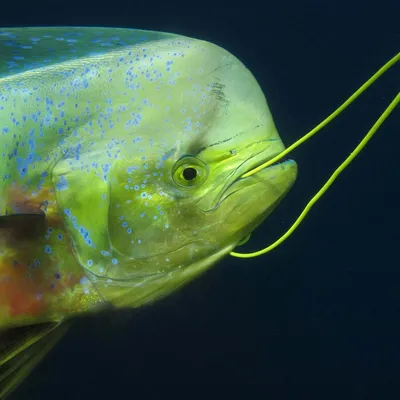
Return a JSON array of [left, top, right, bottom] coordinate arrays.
[[87, 259, 93, 267], [28, 139, 35, 151], [56, 175, 68, 191], [80, 276, 89, 285], [112, 258, 118, 265], [44, 245, 52, 254]]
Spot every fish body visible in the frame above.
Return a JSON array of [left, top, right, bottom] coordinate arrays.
[[0, 27, 297, 396]]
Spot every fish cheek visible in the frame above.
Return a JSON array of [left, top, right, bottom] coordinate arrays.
[[52, 158, 114, 277], [107, 182, 175, 260]]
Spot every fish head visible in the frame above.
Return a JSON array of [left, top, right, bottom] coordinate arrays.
[[49, 34, 297, 304]]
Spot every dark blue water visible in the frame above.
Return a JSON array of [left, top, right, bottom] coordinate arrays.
[[1, 0, 399, 398]]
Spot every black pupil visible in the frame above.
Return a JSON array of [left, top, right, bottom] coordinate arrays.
[[182, 167, 197, 181]]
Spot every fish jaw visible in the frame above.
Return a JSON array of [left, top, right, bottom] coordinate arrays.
[[218, 158, 298, 236]]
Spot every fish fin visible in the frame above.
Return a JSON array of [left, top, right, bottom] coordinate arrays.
[[0, 26, 178, 77], [0, 322, 67, 399]]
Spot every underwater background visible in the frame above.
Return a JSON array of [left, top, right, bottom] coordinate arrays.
[[1, 0, 399, 398]]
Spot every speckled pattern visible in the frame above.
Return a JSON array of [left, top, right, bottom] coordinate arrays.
[[0, 27, 296, 328]]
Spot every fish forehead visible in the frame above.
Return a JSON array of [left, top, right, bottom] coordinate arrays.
[[1, 31, 272, 180]]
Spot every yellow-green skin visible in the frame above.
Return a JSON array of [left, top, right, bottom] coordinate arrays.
[[0, 27, 297, 329]]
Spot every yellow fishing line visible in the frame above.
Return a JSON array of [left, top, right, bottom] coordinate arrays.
[[242, 52, 400, 178], [231, 53, 400, 258]]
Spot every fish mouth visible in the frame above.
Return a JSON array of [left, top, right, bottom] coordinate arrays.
[[218, 148, 294, 205]]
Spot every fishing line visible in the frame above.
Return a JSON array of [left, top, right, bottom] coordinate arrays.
[[231, 52, 400, 258]]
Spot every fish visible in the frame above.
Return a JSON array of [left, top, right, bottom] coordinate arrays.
[[0, 26, 297, 397]]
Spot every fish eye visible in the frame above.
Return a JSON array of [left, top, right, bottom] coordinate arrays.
[[172, 156, 208, 188], [182, 167, 197, 181]]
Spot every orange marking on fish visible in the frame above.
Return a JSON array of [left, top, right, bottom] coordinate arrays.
[[0, 263, 46, 317], [6, 184, 63, 227]]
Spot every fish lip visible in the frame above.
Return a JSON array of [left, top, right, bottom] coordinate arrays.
[[216, 150, 293, 206], [223, 148, 286, 187], [233, 152, 291, 183]]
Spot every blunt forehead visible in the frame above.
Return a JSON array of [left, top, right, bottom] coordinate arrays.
[[81, 37, 275, 159], [0, 34, 274, 178], [83, 37, 272, 153]]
